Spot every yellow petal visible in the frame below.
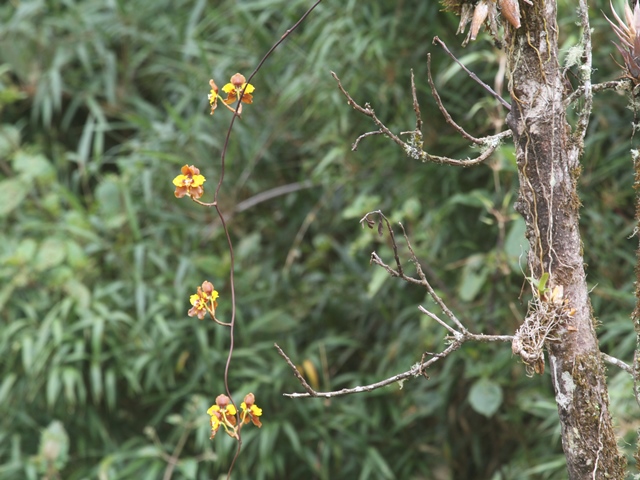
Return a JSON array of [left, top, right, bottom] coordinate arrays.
[[243, 83, 255, 94], [250, 405, 262, 416], [173, 175, 187, 186], [207, 405, 220, 416], [222, 83, 235, 93], [191, 174, 206, 187]]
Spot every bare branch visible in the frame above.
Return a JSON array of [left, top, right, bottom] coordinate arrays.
[[279, 211, 512, 399], [235, 181, 314, 213], [332, 72, 511, 167], [360, 211, 404, 277], [418, 305, 458, 335], [573, 0, 592, 145], [352, 130, 384, 151], [398, 222, 466, 331], [427, 54, 485, 145], [432, 36, 511, 111], [274, 343, 317, 396], [279, 339, 463, 399], [410, 69, 423, 133], [466, 332, 514, 343], [278, 309, 513, 399], [564, 79, 630, 107], [602, 352, 633, 375]]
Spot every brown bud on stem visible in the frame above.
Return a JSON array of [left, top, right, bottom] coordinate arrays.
[[470, 0, 490, 41], [499, 0, 521, 29]]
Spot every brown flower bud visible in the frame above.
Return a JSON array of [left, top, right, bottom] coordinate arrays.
[[499, 0, 521, 29], [244, 392, 255, 407], [470, 0, 490, 41], [202, 281, 214, 294], [230, 73, 246, 87]]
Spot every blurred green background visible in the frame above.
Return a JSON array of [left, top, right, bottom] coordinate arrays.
[[0, 0, 638, 479]]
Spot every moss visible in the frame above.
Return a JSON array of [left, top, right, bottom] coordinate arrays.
[[564, 355, 626, 477], [439, 0, 466, 14]]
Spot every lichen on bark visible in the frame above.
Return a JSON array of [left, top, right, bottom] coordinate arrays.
[[501, 0, 625, 477]]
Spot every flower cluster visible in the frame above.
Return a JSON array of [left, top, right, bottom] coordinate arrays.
[[172, 165, 206, 199], [207, 394, 238, 439], [240, 392, 262, 428], [207, 393, 262, 439], [188, 280, 219, 320], [208, 73, 255, 116], [176, 73, 263, 445]]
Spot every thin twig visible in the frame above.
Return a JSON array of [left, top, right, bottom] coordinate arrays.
[[235, 181, 315, 213], [352, 130, 384, 150], [279, 313, 513, 399], [332, 72, 510, 167], [279, 211, 512, 398], [573, 0, 592, 145], [564, 79, 630, 106], [602, 352, 632, 375], [398, 221, 466, 331], [432, 36, 511, 111], [211, 2, 324, 478], [427, 54, 485, 145], [162, 429, 191, 480], [418, 305, 458, 335], [410, 69, 423, 133], [279, 339, 463, 398], [274, 343, 317, 396], [376, 212, 404, 276]]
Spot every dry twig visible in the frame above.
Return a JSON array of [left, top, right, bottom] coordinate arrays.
[[427, 54, 484, 145], [332, 66, 511, 167], [573, 0, 592, 145], [564, 79, 630, 107], [432, 36, 511, 110], [278, 211, 511, 399]]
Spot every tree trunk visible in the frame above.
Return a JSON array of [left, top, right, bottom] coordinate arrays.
[[505, 0, 625, 478]]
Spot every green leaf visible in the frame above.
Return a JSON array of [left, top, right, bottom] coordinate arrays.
[[458, 254, 488, 302], [0, 373, 17, 404], [0, 124, 20, 157], [535, 272, 550, 296], [469, 378, 503, 417], [342, 194, 381, 219], [13, 151, 54, 181], [34, 238, 67, 271], [367, 266, 388, 298], [177, 458, 197, 479], [0, 179, 28, 217], [505, 216, 527, 270], [34, 420, 69, 473]]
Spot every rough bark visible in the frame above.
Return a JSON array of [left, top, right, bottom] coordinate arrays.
[[505, 0, 625, 478], [633, 150, 640, 467]]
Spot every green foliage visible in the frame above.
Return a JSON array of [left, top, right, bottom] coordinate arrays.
[[0, 0, 637, 478]]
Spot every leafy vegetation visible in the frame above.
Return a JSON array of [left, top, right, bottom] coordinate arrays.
[[0, 0, 637, 478]]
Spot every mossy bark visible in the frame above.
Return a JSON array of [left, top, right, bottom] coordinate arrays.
[[633, 149, 640, 468], [504, 0, 625, 478]]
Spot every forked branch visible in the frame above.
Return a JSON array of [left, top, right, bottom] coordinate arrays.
[[332, 57, 511, 167], [278, 211, 511, 399]]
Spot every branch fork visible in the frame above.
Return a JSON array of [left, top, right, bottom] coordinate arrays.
[[277, 211, 512, 398]]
